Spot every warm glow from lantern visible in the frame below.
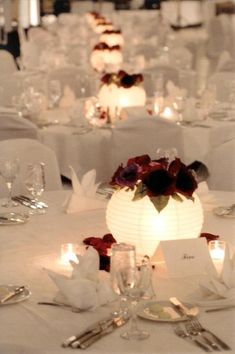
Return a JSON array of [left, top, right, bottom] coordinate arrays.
[[100, 33, 124, 47], [106, 188, 204, 257], [61, 243, 79, 266], [98, 83, 146, 121], [90, 49, 123, 72]]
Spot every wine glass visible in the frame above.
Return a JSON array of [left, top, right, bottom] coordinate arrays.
[[25, 163, 46, 214], [110, 243, 151, 340], [48, 80, 62, 108], [0, 158, 20, 207]]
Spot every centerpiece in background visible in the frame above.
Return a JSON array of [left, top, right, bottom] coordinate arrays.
[[106, 155, 204, 257], [90, 42, 123, 73], [98, 70, 147, 122], [100, 30, 124, 47]]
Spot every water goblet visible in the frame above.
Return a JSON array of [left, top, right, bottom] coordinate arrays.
[[24, 163, 46, 214], [110, 243, 151, 340], [0, 158, 19, 207]]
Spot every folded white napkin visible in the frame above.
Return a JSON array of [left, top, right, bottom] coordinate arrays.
[[46, 247, 116, 310], [197, 181, 217, 211], [196, 248, 235, 308], [166, 81, 187, 101], [59, 85, 76, 109], [64, 167, 106, 214], [182, 98, 201, 122]]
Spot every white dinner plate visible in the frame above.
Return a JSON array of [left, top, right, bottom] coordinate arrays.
[[0, 285, 31, 305], [0, 212, 29, 225], [137, 300, 199, 322], [213, 206, 235, 219]]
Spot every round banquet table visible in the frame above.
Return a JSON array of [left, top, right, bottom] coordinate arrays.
[[0, 190, 234, 354]]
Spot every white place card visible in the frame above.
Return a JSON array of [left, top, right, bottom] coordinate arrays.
[[151, 238, 217, 278]]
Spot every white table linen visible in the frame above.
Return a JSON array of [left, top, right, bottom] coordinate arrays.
[[0, 190, 234, 354]]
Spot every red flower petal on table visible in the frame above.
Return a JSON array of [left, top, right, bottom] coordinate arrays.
[[200, 233, 220, 243]]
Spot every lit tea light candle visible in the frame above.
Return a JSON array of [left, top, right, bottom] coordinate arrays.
[[160, 106, 175, 120], [60, 243, 79, 266], [208, 240, 226, 274]]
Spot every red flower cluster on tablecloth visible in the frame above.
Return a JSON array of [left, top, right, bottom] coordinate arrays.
[[101, 70, 143, 88], [110, 154, 198, 212], [200, 232, 220, 243], [83, 234, 116, 271]]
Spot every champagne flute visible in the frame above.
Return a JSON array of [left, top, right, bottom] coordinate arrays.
[[25, 163, 46, 214], [111, 243, 151, 340], [0, 158, 20, 207]]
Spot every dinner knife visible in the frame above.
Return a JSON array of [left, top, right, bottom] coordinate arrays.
[[79, 315, 129, 349], [169, 297, 193, 317], [62, 315, 114, 348]]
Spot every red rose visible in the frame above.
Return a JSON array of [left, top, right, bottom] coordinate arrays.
[[143, 168, 175, 197], [200, 233, 220, 243]]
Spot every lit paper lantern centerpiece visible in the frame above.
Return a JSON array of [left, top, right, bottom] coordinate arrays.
[[106, 155, 204, 257], [90, 42, 123, 73], [98, 70, 146, 122], [100, 30, 124, 47]]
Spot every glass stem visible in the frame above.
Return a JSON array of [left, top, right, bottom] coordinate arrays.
[[6, 182, 12, 205], [129, 299, 139, 334]]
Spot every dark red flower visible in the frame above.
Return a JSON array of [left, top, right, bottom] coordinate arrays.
[[120, 74, 136, 88], [175, 166, 198, 197], [143, 168, 175, 196], [83, 234, 117, 272], [102, 30, 121, 34], [127, 154, 151, 167], [93, 42, 109, 50], [200, 233, 219, 243], [113, 163, 139, 188]]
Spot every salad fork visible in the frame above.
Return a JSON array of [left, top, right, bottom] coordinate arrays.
[[174, 325, 212, 352], [185, 321, 221, 351], [187, 319, 231, 351]]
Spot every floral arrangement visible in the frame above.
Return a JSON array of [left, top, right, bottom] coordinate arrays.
[[83, 234, 116, 272], [93, 42, 121, 51], [101, 70, 143, 89], [110, 154, 198, 212], [102, 29, 122, 34]]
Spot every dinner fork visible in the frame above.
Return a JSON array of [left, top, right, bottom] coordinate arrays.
[[174, 324, 212, 352], [174, 325, 212, 352], [185, 320, 221, 351], [187, 319, 231, 351]]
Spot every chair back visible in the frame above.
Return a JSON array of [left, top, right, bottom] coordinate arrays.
[[0, 139, 62, 197], [0, 50, 17, 74]]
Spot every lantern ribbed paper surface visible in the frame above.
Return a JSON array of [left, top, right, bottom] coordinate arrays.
[[106, 188, 204, 257]]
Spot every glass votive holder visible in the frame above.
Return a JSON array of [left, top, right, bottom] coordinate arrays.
[[208, 240, 226, 274], [60, 243, 79, 266]]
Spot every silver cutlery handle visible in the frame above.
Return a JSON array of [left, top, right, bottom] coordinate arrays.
[[79, 331, 107, 349], [193, 338, 213, 352], [207, 330, 231, 351]]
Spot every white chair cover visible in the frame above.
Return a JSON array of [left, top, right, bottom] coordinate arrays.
[[206, 139, 235, 191], [0, 139, 62, 197], [0, 50, 17, 74], [161, 0, 203, 26], [208, 71, 235, 101], [109, 117, 184, 175], [0, 109, 38, 141]]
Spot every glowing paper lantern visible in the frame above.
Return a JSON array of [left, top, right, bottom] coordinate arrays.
[[90, 43, 123, 73], [100, 30, 124, 47], [106, 188, 204, 257]]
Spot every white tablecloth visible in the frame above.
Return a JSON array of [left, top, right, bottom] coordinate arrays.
[[0, 190, 234, 354], [38, 114, 235, 186]]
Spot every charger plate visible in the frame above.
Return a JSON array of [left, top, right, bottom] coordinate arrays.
[[0, 285, 31, 305], [137, 300, 198, 322]]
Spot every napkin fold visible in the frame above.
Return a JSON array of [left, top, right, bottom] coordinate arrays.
[[64, 167, 106, 214], [196, 181, 218, 211], [46, 247, 116, 310], [196, 248, 235, 308]]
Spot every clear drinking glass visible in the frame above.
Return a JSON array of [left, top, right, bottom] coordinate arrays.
[[48, 80, 62, 108], [0, 158, 20, 207], [25, 163, 46, 214], [110, 243, 150, 340]]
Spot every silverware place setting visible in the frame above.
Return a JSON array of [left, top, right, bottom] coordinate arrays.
[[62, 314, 129, 349]]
